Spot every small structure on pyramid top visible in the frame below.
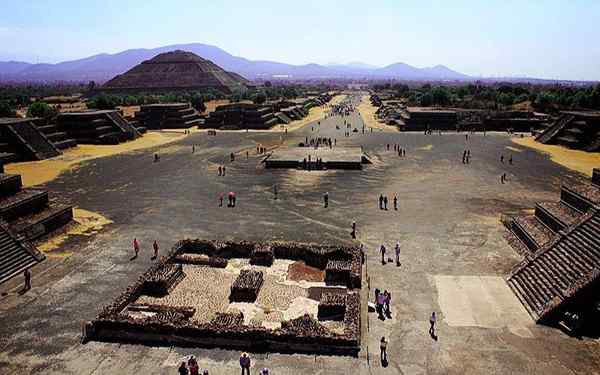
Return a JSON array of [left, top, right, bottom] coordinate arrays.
[[102, 50, 249, 93]]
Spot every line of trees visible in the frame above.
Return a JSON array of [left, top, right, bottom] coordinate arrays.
[[373, 82, 600, 112]]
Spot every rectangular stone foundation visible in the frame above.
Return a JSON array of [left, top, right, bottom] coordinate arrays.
[[265, 147, 365, 170], [84, 239, 363, 356]]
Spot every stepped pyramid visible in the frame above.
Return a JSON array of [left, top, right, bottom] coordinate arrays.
[[102, 50, 248, 93], [504, 169, 600, 332]]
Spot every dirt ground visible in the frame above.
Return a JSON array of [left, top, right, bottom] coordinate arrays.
[[513, 136, 600, 176], [5, 131, 187, 187], [357, 95, 399, 131], [0, 94, 598, 374]]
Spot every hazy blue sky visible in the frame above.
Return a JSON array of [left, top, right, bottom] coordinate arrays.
[[1, 0, 599, 80]]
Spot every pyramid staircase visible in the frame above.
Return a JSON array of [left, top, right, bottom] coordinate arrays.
[[135, 103, 203, 129], [31, 118, 77, 150], [57, 110, 140, 145], [0, 118, 62, 162], [0, 171, 73, 242], [0, 219, 45, 285], [505, 170, 600, 326], [535, 112, 600, 151], [204, 103, 280, 130]]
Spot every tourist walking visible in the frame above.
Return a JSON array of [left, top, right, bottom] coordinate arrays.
[[239, 353, 251, 375], [219, 193, 224, 207], [178, 362, 189, 375], [393, 195, 398, 210], [351, 221, 356, 239], [132, 238, 140, 259], [152, 240, 159, 260], [380, 243, 386, 264], [323, 192, 329, 208], [380, 336, 388, 362], [395, 241, 401, 266], [23, 268, 31, 292], [500, 155, 504, 163], [379, 194, 384, 209], [222, 165, 226, 176], [218, 166, 222, 176], [429, 311, 437, 337], [384, 290, 391, 315], [383, 195, 388, 210], [188, 356, 199, 375]]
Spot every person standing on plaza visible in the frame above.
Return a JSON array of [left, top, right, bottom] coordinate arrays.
[[429, 311, 437, 337], [152, 240, 159, 260], [379, 194, 384, 209], [393, 194, 398, 211], [23, 269, 31, 292], [323, 192, 329, 208], [380, 336, 388, 362], [383, 195, 388, 210], [132, 238, 140, 259], [380, 243, 386, 264], [239, 353, 251, 375], [178, 362, 189, 375], [395, 241, 401, 266]]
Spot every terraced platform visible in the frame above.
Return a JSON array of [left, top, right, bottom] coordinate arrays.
[[505, 170, 600, 327]]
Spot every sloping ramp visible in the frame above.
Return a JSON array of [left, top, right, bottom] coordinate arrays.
[[0, 222, 44, 284], [507, 210, 600, 323], [535, 114, 575, 144]]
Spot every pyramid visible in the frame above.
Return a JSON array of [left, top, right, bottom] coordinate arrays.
[[102, 50, 248, 93]]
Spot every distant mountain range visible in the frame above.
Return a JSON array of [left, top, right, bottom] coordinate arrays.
[[1, 42, 591, 84], [0, 43, 475, 83]]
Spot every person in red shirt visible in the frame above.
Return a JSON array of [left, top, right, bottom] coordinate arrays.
[[132, 238, 140, 259]]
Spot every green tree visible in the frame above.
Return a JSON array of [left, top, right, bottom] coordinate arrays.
[[419, 92, 433, 106], [498, 92, 515, 106], [253, 91, 267, 104], [0, 100, 15, 117], [431, 86, 451, 105], [27, 101, 57, 124], [88, 94, 122, 109]]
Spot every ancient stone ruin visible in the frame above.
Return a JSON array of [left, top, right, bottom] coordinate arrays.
[[534, 111, 600, 151], [84, 239, 363, 355], [102, 50, 249, 94], [133, 103, 204, 129], [504, 169, 600, 333]]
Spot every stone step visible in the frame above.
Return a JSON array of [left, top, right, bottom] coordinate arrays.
[[11, 204, 73, 241], [0, 174, 22, 198], [53, 139, 77, 150], [0, 189, 48, 222]]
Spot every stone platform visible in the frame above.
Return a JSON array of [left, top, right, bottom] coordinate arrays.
[[265, 146, 366, 170]]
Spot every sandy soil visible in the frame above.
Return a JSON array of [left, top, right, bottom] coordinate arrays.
[[36, 208, 113, 253], [357, 95, 399, 131], [5, 131, 186, 187], [513, 136, 599, 176]]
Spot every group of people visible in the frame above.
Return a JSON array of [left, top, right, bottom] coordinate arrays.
[[387, 144, 407, 157], [131, 238, 160, 260], [218, 191, 237, 207], [304, 136, 334, 148], [374, 288, 392, 319], [378, 194, 398, 211], [378, 241, 401, 265], [301, 155, 326, 170]]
